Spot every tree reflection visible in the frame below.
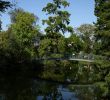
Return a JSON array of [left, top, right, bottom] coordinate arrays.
[[0, 72, 63, 100], [0, 71, 104, 100]]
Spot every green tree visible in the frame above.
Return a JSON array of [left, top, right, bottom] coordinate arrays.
[[8, 9, 40, 63], [42, 0, 73, 54], [66, 34, 83, 55], [77, 24, 95, 54], [94, 0, 110, 98], [38, 0, 74, 81]]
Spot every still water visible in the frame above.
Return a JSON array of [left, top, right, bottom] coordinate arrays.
[[0, 74, 100, 100]]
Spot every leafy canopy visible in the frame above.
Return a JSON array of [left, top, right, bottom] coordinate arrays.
[[9, 9, 40, 62]]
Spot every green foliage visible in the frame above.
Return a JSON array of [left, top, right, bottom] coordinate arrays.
[[77, 24, 95, 53], [57, 36, 66, 53], [94, 0, 110, 56], [39, 36, 66, 56], [10, 9, 39, 60], [42, 0, 70, 14], [0, 31, 9, 50], [0, 31, 10, 62], [95, 82, 109, 98], [9, 8, 24, 23], [41, 0, 73, 54], [38, 38, 51, 57], [1, 1, 106, 91], [0, 9, 41, 64], [94, 0, 110, 97], [41, 60, 64, 82], [66, 34, 83, 54], [11, 10, 37, 41]]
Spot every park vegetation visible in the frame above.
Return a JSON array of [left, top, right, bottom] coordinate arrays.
[[0, 0, 110, 99]]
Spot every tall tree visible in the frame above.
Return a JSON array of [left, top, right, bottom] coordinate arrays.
[[41, 0, 73, 54], [94, 0, 110, 98], [38, 0, 74, 81]]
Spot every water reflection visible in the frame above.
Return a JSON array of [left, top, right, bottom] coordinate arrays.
[[0, 72, 102, 100]]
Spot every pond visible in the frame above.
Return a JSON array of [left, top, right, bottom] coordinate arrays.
[[0, 74, 101, 100]]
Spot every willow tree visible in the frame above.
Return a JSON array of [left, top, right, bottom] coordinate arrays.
[[40, 0, 73, 56], [94, 0, 110, 98]]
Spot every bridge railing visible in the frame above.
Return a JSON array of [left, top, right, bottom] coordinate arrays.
[[68, 54, 94, 60], [37, 54, 94, 60], [36, 53, 108, 61]]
